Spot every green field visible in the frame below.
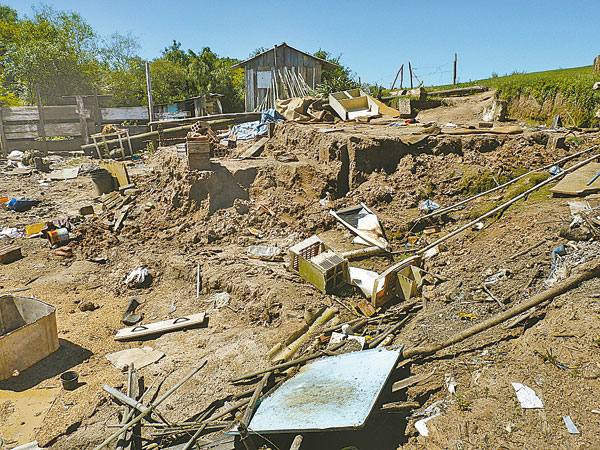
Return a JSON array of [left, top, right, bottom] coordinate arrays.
[[429, 66, 600, 127]]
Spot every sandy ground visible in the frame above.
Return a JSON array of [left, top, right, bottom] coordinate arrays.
[[1, 92, 600, 450]]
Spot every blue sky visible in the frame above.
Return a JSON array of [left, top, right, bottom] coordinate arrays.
[[4, 0, 600, 87]]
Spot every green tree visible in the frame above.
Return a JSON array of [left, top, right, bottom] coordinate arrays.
[[2, 5, 102, 104], [313, 49, 358, 95]]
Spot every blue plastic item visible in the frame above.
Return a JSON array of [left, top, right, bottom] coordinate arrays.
[[7, 198, 40, 212], [549, 165, 560, 175]]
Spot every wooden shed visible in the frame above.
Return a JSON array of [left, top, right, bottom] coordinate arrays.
[[232, 43, 339, 112]]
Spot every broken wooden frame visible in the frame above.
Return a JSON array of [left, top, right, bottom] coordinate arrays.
[[329, 89, 379, 121]]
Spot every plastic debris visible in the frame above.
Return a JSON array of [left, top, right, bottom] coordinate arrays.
[[247, 245, 283, 261], [7, 150, 24, 161], [549, 165, 560, 175], [204, 292, 231, 311], [0, 227, 24, 239], [125, 267, 150, 288], [418, 199, 440, 213], [484, 268, 510, 284], [7, 197, 40, 212], [563, 416, 579, 434], [413, 400, 446, 436], [511, 382, 543, 409], [444, 373, 457, 394]]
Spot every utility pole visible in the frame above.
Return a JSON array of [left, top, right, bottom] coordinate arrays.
[[408, 62, 413, 89], [453, 53, 458, 85], [145, 62, 154, 126]]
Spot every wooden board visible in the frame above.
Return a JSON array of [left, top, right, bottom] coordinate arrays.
[[2, 138, 84, 152], [5, 122, 83, 139], [240, 137, 269, 159], [99, 160, 131, 187], [100, 107, 149, 122], [550, 162, 600, 195], [115, 312, 207, 340], [367, 94, 403, 118]]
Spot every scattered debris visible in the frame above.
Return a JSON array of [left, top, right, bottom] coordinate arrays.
[[330, 203, 391, 251], [511, 382, 543, 409], [106, 347, 165, 371], [247, 245, 283, 261], [562, 416, 579, 434], [122, 297, 144, 325], [125, 267, 151, 289]]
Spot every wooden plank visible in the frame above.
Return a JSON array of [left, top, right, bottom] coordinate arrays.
[[240, 137, 269, 159], [391, 369, 435, 393], [0, 107, 7, 157], [43, 106, 79, 121], [115, 313, 207, 341], [0, 106, 38, 121], [100, 107, 149, 122], [380, 401, 420, 412], [99, 160, 130, 187], [6, 138, 84, 152], [1, 106, 80, 122], [5, 122, 83, 139]]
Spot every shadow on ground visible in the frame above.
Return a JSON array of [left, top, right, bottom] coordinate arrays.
[[0, 338, 92, 392]]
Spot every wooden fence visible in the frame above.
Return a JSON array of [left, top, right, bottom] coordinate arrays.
[[0, 100, 149, 156]]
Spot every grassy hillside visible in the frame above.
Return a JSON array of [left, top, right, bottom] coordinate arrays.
[[430, 66, 600, 127]]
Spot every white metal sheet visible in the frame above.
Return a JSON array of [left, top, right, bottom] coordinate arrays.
[[257, 70, 272, 89], [247, 347, 401, 433]]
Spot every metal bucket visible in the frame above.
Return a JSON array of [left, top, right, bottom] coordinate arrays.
[[47, 228, 69, 247], [60, 371, 79, 390]]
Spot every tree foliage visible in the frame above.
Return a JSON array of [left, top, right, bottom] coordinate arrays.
[[0, 4, 356, 112], [0, 5, 245, 110], [313, 49, 358, 95]]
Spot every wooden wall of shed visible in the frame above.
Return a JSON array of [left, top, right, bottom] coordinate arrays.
[[243, 46, 325, 111], [0, 104, 149, 155]]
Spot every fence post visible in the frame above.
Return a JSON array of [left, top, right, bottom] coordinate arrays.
[[453, 53, 458, 85], [35, 85, 49, 153], [0, 107, 7, 157], [75, 95, 90, 145], [145, 62, 154, 129]]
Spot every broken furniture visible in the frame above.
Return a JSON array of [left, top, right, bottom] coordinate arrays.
[[238, 347, 401, 433], [329, 89, 379, 121], [350, 255, 423, 308], [330, 203, 392, 251], [288, 235, 349, 294], [90, 128, 133, 159], [186, 135, 211, 170], [0, 295, 59, 380]]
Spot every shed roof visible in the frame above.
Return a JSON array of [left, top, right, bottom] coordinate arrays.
[[231, 42, 339, 70]]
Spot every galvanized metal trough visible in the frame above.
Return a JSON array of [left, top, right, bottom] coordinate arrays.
[[0, 295, 59, 380]]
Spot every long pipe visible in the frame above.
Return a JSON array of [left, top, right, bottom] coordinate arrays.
[[417, 152, 600, 255], [416, 145, 598, 223]]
